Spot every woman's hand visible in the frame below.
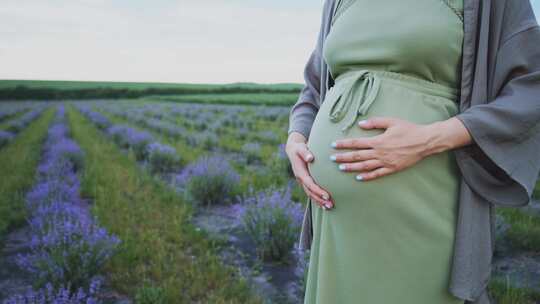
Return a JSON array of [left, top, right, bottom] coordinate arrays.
[[330, 116, 472, 181], [286, 132, 334, 210]]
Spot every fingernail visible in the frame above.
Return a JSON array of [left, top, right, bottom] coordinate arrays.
[[329, 154, 336, 161], [330, 141, 337, 148], [306, 154, 313, 161], [322, 193, 329, 200], [338, 164, 346, 171], [322, 205, 328, 210], [358, 120, 368, 125], [325, 202, 333, 209], [355, 175, 364, 181]]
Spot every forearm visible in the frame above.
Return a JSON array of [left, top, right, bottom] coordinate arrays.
[[421, 116, 473, 157]]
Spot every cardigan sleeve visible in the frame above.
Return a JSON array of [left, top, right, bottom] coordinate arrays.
[[454, 1, 540, 207], [287, 1, 331, 140]]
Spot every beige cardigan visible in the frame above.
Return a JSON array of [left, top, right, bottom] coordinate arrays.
[[288, 1, 540, 303]]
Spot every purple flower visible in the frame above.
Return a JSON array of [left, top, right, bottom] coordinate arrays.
[[0, 130, 14, 148]]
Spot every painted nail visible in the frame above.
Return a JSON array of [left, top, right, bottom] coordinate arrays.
[[330, 141, 337, 148], [324, 202, 333, 209], [306, 154, 313, 161], [329, 154, 336, 161], [322, 193, 329, 200], [358, 120, 368, 125], [338, 164, 346, 171], [355, 175, 364, 181]]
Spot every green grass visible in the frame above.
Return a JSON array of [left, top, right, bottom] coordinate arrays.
[[0, 107, 55, 242], [489, 277, 540, 304], [67, 105, 261, 303], [497, 207, 540, 252], [533, 178, 540, 199], [147, 92, 299, 106]]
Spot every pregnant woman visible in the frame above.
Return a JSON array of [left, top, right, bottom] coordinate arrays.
[[301, 0, 466, 303], [304, 0, 466, 301], [288, 0, 474, 303]]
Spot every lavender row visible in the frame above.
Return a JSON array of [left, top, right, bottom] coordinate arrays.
[[75, 104, 180, 174], [0, 104, 31, 123], [0, 106, 48, 149], [95, 103, 220, 150], [3, 105, 120, 304], [98, 104, 187, 139]]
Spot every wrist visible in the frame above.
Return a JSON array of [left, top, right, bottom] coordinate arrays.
[[420, 119, 457, 158], [288, 131, 308, 144]]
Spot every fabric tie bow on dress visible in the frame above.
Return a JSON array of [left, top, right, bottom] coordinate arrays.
[[327, 69, 382, 133]]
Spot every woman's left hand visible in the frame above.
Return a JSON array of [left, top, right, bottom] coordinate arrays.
[[330, 117, 436, 182]]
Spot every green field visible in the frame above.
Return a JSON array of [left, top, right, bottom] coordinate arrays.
[[0, 79, 303, 102], [147, 92, 299, 106]]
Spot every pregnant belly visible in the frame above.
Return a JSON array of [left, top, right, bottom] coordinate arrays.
[[306, 77, 460, 205]]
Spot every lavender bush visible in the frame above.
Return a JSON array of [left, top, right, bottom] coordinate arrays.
[[175, 154, 240, 206], [106, 125, 132, 149], [185, 131, 218, 150], [0, 130, 14, 148], [146, 142, 180, 174], [126, 129, 153, 160], [77, 106, 111, 130], [106, 125, 153, 160], [232, 184, 303, 262], [241, 142, 262, 165]]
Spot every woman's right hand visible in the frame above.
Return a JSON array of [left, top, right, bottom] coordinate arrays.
[[286, 132, 334, 210]]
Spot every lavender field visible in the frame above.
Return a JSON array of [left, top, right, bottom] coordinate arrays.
[[0, 100, 539, 304]]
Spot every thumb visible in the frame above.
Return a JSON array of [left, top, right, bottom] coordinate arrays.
[[358, 117, 395, 129], [297, 145, 314, 163]]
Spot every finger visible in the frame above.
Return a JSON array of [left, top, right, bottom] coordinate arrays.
[[296, 145, 314, 163], [337, 159, 384, 173], [357, 117, 396, 129], [302, 184, 331, 209], [355, 166, 394, 182], [301, 174, 332, 204], [303, 184, 333, 210], [332, 136, 377, 150], [330, 149, 377, 163]]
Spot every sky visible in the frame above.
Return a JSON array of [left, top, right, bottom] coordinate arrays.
[[1, 0, 539, 84]]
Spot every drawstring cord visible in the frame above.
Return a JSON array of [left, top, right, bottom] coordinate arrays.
[[327, 69, 381, 133]]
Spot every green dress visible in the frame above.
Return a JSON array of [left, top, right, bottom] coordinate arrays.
[[304, 0, 465, 303]]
